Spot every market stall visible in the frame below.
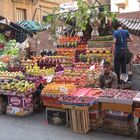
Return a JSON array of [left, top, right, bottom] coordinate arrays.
[[0, 0, 140, 139], [36, 0, 140, 138], [0, 16, 48, 116]]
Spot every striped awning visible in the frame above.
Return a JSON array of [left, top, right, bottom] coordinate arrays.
[[117, 18, 140, 36]]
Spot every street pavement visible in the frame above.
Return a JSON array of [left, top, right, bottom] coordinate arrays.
[[0, 110, 136, 140]]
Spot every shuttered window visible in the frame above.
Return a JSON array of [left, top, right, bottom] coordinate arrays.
[[16, 8, 26, 22]]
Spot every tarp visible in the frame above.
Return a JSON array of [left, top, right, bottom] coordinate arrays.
[[17, 20, 46, 33], [118, 18, 140, 36], [0, 16, 30, 43], [0, 16, 28, 33]]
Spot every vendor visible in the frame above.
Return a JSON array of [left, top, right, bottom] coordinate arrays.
[[99, 61, 118, 89]]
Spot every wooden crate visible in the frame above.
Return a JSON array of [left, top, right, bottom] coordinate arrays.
[[90, 118, 104, 130], [101, 102, 132, 113], [104, 118, 135, 136], [69, 107, 90, 134], [104, 127, 135, 136], [63, 104, 88, 110]]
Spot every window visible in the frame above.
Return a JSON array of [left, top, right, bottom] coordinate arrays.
[[16, 8, 26, 22]]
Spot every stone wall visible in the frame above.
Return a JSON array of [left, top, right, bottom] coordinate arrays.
[[0, 0, 60, 21]]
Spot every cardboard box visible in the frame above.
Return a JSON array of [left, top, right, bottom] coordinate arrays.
[[42, 96, 62, 108], [6, 105, 33, 116], [101, 102, 132, 113], [46, 107, 68, 126], [8, 94, 33, 108]]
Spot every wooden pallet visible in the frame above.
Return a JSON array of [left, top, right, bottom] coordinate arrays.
[[69, 108, 90, 134]]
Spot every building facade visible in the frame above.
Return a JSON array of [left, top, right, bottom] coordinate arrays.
[[72, 0, 110, 5], [111, 0, 140, 13], [0, 0, 73, 22]]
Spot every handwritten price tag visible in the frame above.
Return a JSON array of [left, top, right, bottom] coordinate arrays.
[[45, 75, 54, 83], [59, 87, 68, 94]]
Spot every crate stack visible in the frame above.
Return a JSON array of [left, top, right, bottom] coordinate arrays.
[[59, 88, 103, 134], [133, 93, 140, 138], [98, 89, 136, 136], [41, 83, 76, 126], [104, 111, 135, 136], [89, 103, 105, 130]]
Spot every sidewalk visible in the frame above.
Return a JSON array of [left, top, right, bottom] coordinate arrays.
[[0, 110, 136, 140]]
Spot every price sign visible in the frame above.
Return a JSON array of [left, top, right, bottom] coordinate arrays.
[[59, 87, 68, 94], [45, 75, 54, 83], [120, 73, 128, 82]]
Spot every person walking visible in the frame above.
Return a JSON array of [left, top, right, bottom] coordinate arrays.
[[112, 22, 133, 84]]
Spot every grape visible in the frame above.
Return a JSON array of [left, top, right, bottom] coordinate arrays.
[[0, 34, 6, 44], [4, 40, 19, 56]]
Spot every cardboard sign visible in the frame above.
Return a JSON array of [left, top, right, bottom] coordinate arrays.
[[8, 96, 22, 107], [60, 2, 78, 13]]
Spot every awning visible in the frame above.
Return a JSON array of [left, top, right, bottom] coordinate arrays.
[[118, 18, 140, 36], [0, 16, 31, 43], [17, 20, 46, 33]]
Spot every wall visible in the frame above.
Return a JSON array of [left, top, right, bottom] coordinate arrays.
[[111, 0, 140, 13], [0, 0, 68, 22]]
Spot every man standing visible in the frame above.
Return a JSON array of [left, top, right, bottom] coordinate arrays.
[[99, 61, 118, 89], [112, 22, 133, 84]]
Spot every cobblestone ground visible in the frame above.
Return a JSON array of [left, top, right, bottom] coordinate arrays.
[[0, 110, 136, 140]]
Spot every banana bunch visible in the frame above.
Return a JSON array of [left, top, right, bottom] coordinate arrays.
[[0, 80, 35, 93]]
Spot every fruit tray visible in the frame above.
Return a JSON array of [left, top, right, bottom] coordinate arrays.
[[91, 36, 113, 41], [54, 75, 87, 87], [88, 41, 113, 48], [59, 88, 102, 106], [41, 93, 63, 98], [114, 90, 138, 105], [98, 89, 120, 103], [59, 95, 97, 106]]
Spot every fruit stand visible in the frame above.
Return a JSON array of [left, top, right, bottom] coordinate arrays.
[[0, 0, 140, 139], [0, 17, 47, 116], [38, 0, 140, 136]]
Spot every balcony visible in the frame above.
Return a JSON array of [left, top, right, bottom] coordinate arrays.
[[114, 0, 127, 7], [12, 0, 32, 3]]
